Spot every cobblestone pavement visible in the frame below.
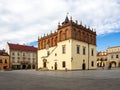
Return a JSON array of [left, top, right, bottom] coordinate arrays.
[[0, 68, 120, 90]]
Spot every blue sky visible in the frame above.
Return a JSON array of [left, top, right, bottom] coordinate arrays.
[[97, 32, 120, 51], [0, 0, 120, 51]]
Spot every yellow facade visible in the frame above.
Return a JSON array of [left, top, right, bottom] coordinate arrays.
[[0, 55, 10, 70], [38, 16, 97, 70], [107, 46, 120, 67], [97, 50, 108, 68], [38, 39, 97, 70], [71, 39, 97, 70]]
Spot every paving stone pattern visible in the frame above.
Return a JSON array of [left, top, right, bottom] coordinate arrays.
[[0, 68, 120, 90]]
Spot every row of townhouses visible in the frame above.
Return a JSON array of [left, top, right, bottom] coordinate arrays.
[[0, 16, 119, 71], [97, 46, 120, 68], [0, 43, 37, 70]]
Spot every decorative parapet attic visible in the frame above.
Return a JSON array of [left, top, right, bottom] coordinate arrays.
[[38, 16, 96, 50]]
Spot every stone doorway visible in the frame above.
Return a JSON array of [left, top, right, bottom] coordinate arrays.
[[82, 60, 86, 70], [3, 66, 7, 69], [43, 59, 47, 68], [54, 62, 57, 70], [32, 64, 35, 69], [110, 61, 116, 68], [27, 64, 31, 69], [82, 63, 86, 70], [22, 65, 26, 69]]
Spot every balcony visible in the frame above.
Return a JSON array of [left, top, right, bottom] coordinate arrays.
[[20, 61, 30, 65]]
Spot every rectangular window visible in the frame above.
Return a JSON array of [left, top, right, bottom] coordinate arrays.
[[91, 61, 94, 67], [62, 45, 66, 54], [28, 58, 30, 60], [76, 45, 80, 54], [23, 53, 25, 56], [111, 55, 113, 59], [0, 59, 2, 63], [62, 61, 66, 68], [12, 52, 15, 56], [91, 48, 94, 56], [83, 46, 86, 55], [17, 52, 20, 56], [47, 51, 50, 56], [116, 55, 119, 58], [55, 53, 57, 56]]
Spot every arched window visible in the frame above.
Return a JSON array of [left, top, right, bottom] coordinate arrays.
[[41, 41, 43, 49], [65, 29, 68, 40], [90, 35, 92, 43], [86, 33, 89, 42], [55, 37, 57, 45], [51, 38, 53, 47], [47, 39, 50, 46], [5, 59, 7, 63], [80, 31, 82, 40], [59, 31, 62, 41], [44, 40, 46, 48]]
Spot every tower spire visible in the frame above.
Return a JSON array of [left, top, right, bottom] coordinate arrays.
[[64, 12, 69, 23]]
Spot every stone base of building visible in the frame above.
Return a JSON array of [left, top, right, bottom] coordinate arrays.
[[38, 68, 97, 71], [11, 64, 36, 70]]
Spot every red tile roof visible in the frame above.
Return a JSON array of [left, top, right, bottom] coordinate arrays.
[[8, 43, 37, 52]]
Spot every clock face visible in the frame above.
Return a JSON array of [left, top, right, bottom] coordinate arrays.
[[46, 44, 49, 50]]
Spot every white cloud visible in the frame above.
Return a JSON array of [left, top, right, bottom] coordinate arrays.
[[0, 0, 120, 49]]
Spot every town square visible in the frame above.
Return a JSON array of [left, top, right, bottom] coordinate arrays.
[[0, 0, 120, 90], [0, 68, 120, 90]]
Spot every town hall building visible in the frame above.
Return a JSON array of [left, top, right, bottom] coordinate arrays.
[[38, 16, 97, 70]]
